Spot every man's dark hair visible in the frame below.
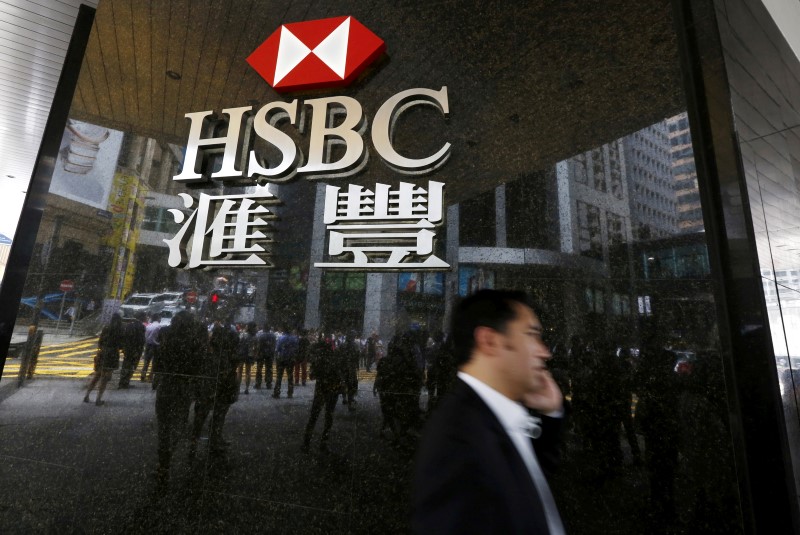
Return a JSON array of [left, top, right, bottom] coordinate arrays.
[[450, 289, 531, 366]]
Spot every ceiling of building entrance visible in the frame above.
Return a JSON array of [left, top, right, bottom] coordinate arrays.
[[62, 0, 685, 202]]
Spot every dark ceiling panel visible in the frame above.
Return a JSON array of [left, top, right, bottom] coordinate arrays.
[[148, 0, 169, 135], [81, 26, 113, 120], [208, 0, 258, 115], [92, 2, 127, 123], [183, 0, 229, 129], [131, 0, 154, 134], [161, 0, 190, 137], [112, 0, 141, 125], [65, 0, 687, 203]]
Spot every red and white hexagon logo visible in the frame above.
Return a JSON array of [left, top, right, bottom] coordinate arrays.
[[246, 16, 385, 93]]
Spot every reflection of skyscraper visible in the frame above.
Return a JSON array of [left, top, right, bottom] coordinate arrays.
[[622, 122, 679, 239], [559, 139, 633, 263], [667, 113, 704, 233]]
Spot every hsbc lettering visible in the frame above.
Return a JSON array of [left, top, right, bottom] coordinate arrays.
[[173, 86, 451, 184], [165, 16, 452, 270]]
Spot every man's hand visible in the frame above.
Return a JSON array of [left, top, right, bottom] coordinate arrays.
[[522, 370, 563, 414]]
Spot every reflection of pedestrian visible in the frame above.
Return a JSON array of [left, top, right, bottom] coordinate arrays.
[[236, 322, 257, 395], [119, 313, 146, 388], [375, 332, 423, 442], [66, 305, 76, 322], [293, 329, 310, 386], [635, 340, 681, 530], [413, 290, 565, 534], [303, 334, 344, 452], [84, 314, 124, 406], [365, 332, 378, 372], [425, 334, 456, 412], [193, 316, 238, 459], [339, 332, 360, 411], [154, 311, 205, 486], [273, 327, 298, 398], [140, 314, 161, 383], [255, 325, 276, 389]]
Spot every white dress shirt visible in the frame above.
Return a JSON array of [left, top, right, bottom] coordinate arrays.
[[458, 371, 565, 535]]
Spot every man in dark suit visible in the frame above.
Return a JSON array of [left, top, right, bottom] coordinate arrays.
[[413, 289, 565, 534]]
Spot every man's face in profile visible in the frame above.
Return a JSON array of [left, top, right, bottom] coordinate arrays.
[[496, 303, 552, 401]]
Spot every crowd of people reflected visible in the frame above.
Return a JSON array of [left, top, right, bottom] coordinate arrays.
[[71, 293, 741, 534]]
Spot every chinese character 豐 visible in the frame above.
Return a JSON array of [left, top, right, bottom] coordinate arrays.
[[164, 191, 278, 269], [315, 181, 449, 269]]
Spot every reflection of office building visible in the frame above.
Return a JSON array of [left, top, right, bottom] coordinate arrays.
[[667, 113, 704, 233], [623, 122, 679, 239], [559, 140, 633, 262], [297, 137, 641, 343]]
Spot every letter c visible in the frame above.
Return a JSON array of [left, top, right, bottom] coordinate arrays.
[[371, 87, 451, 175]]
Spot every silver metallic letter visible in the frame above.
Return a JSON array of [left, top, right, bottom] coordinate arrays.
[[248, 100, 300, 182], [173, 106, 252, 182], [371, 87, 451, 175], [296, 96, 366, 179]]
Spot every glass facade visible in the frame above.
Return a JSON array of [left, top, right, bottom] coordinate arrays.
[[0, 0, 797, 532]]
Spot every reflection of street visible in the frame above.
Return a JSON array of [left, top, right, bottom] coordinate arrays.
[[0, 377, 404, 533], [2, 338, 377, 381], [4, 338, 99, 378]]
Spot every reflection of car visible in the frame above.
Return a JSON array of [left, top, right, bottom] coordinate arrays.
[[672, 350, 697, 375], [153, 292, 184, 308], [157, 305, 183, 327], [119, 293, 160, 318]]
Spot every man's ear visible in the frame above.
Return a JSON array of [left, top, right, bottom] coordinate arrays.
[[473, 326, 499, 356]]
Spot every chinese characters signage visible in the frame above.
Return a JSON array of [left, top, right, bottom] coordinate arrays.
[[315, 181, 447, 269], [164, 191, 277, 269], [165, 17, 450, 272]]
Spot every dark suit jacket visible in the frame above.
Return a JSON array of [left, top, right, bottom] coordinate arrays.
[[412, 378, 563, 534]]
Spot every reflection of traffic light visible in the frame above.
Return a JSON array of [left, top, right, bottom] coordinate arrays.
[[209, 291, 220, 313]]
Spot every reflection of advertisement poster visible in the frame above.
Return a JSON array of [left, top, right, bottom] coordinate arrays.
[[398, 272, 444, 294], [423, 272, 444, 295], [398, 273, 421, 293], [49, 120, 124, 209], [459, 266, 495, 296]]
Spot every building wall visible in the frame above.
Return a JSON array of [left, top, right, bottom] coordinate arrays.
[[623, 122, 679, 239]]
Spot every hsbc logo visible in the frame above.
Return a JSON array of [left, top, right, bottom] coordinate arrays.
[[174, 16, 450, 183], [169, 16, 452, 271], [247, 16, 385, 92]]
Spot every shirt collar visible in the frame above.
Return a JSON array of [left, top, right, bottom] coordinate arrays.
[[458, 371, 530, 436]]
